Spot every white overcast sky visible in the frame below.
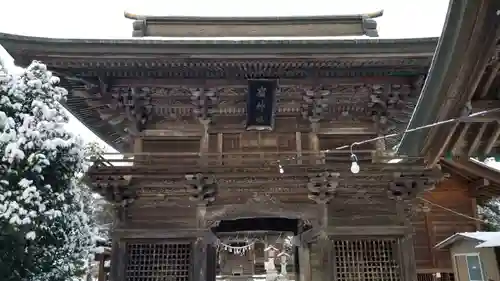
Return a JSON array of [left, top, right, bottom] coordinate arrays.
[[6, 0, 498, 169]]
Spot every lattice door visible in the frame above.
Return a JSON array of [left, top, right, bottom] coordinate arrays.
[[125, 242, 191, 281], [332, 239, 401, 281]]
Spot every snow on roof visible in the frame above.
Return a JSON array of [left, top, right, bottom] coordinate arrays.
[[435, 232, 500, 249]]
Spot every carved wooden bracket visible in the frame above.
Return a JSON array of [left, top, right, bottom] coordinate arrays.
[[90, 175, 138, 204], [190, 88, 219, 122], [185, 173, 218, 205], [387, 169, 443, 200], [307, 171, 339, 204], [301, 90, 328, 121], [98, 87, 154, 136]]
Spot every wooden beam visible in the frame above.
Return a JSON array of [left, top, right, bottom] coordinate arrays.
[[423, 210, 437, 269], [428, 122, 459, 167], [143, 129, 202, 137], [450, 123, 471, 155], [468, 123, 488, 156], [442, 159, 500, 186], [471, 178, 490, 189], [318, 127, 376, 135], [327, 225, 407, 236], [112, 77, 413, 88], [484, 121, 500, 154], [471, 100, 500, 112], [479, 62, 500, 98]]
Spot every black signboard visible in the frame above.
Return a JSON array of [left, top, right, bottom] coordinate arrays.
[[245, 79, 277, 131]]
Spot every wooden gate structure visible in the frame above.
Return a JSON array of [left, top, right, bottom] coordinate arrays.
[[1, 2, 499, 280]]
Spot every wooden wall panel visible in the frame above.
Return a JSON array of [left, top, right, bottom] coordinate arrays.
[[318, 134, 376, 151], [126, 205, 197, 229], [413, 177, 479, 272], [142, 138, 201, 153], [222, 132, 296, 152]]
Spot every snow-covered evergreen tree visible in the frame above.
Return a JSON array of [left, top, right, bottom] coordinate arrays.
[[0, 60, 98, 281], [479, 199, 500, 231]]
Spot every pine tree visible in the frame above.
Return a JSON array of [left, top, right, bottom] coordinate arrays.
[[0, 60, 98, 281], [478, 199, 500, 231]]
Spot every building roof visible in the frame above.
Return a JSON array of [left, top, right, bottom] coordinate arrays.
[[441, 159, 500, 204], [0, 32, 437, 64], [124, 10, 384, 38], [397, 0, 500, 160], [435, 231, 500, 249], [0, 32, 437, 152]]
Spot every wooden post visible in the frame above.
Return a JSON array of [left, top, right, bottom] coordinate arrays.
[[199, 119, 210, 166], [217, 133, 223, 165], [298, 221, 311, 281], [397, 200, 417, 281], [192, 238, 207, 281], [133, 137, 143, 165], [109, 237, 126, 281], [192, 206, 208, 281], [296, 132, 303, 164], [199, 119, 210, 154], [298, 244, 311, 281], [319, 204, 331, 281], [309, 120, 320, 164], [98, 254, 106, 281]]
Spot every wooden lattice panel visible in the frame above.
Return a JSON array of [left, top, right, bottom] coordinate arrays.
[[332, 239, 400, 281], [125, 242, 191, 281], [417, 273, 455, 281]]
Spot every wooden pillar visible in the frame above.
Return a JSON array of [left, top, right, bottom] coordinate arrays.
[[397, 200, 417, 281], [296, 132, 303, 164], [199, 119, 210, 154], [217, 133, 223, 165], [298, 221, 311, 281], [192, 206, 208, 281], [97, 255, 106, 281], [109, 238, 126, 281], [206, 244, 217, 281], [299, 243, 311, 281], [309, 120, 321, 164], [319, 204, 331, 281], [199, 119, 210, 166], [192, 238, 207, 281], [400, 231, 417, 281], [133, 137, 143, 165]]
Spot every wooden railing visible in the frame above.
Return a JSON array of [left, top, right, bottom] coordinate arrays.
[[91, 150, 377, 168]]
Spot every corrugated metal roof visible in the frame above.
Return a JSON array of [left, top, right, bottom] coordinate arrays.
[[435, 231, 500, 249]]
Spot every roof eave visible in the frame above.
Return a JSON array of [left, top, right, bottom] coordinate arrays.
[[397, 0, 500, 158], [0, 33, 438, 63], [124, 10, 384, 38], [435, 234, 482, 249]]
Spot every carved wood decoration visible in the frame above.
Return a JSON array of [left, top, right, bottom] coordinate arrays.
[[107, 87, 154, 136], [307, 172, 339, 204], [185, 173, 218, 204], [70, 77, 425, 152]]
